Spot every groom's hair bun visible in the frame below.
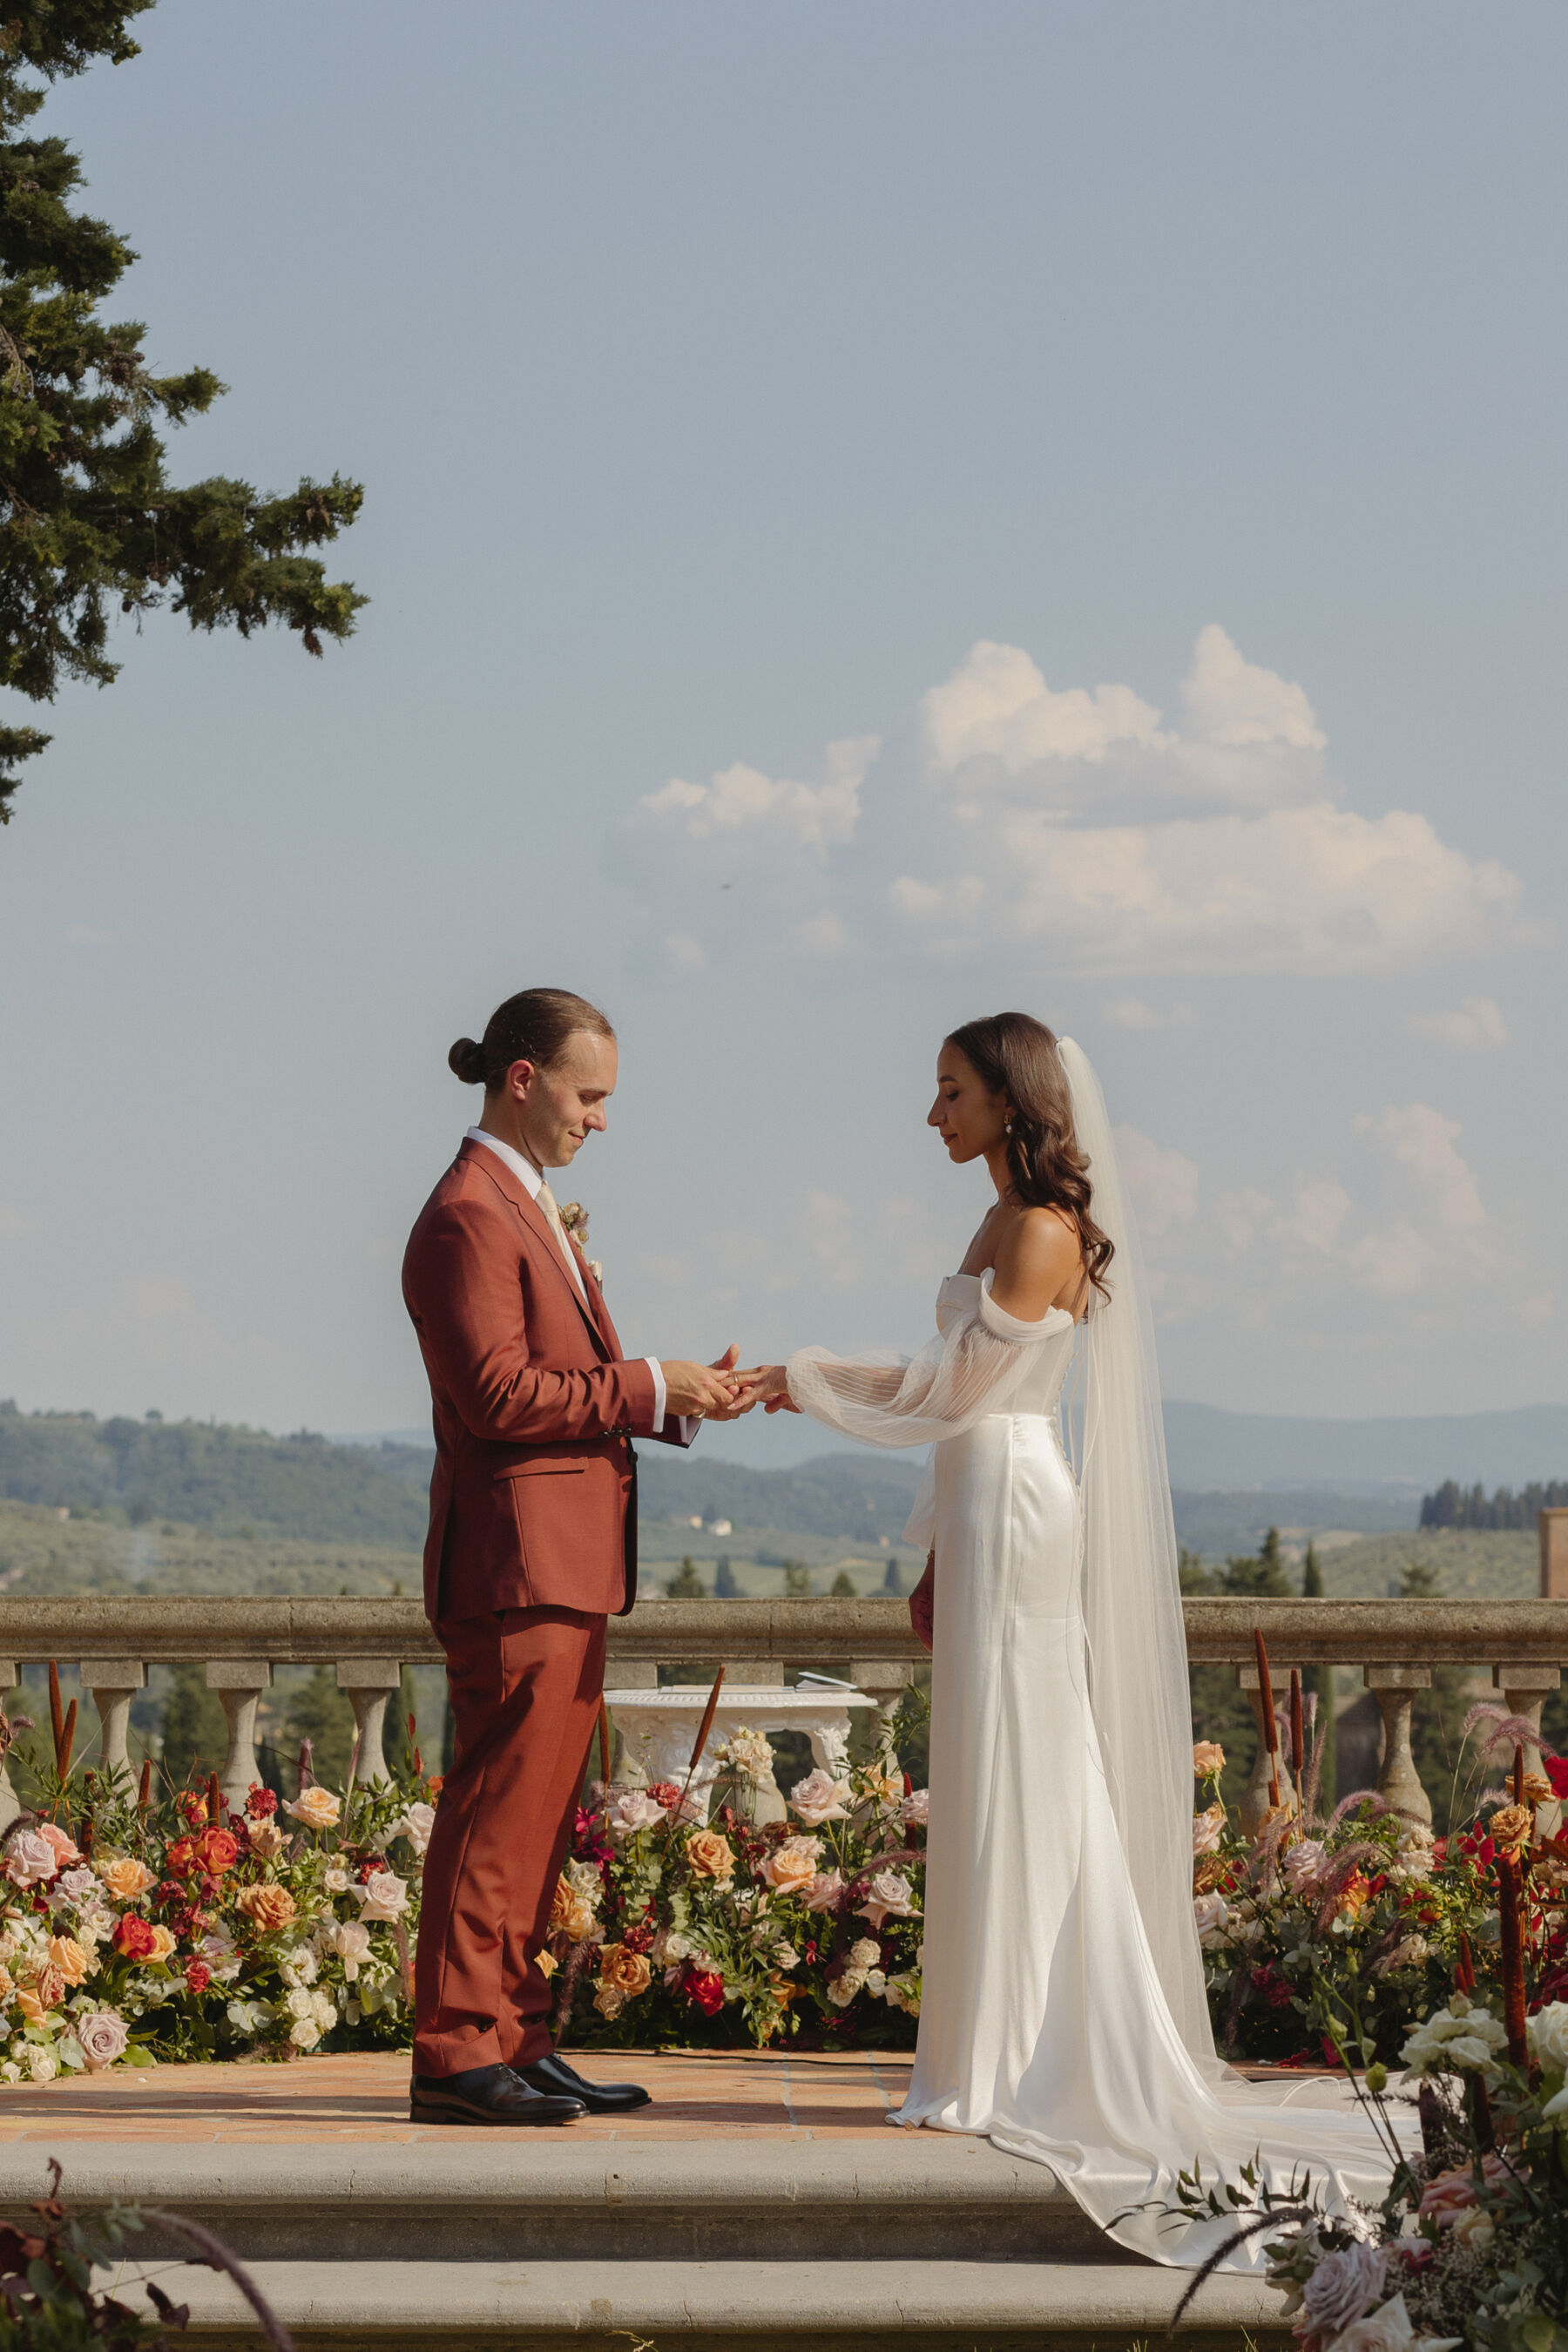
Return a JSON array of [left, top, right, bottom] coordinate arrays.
[[449, 989, 615, 1090]]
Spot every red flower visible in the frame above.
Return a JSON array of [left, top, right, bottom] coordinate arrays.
[[113, 1916, 158, 1962], [176, 1794, 208, 1827], [686, 1968, 725, 2016], [246, 1786, 279, 1820], [194, 1828, 239, 1876], [184, 1958, 212, 1995], [165, 1837, 199, 1877], [426, 1775, 443, 1799], [1547, 1759, 1568, 1800], [647, 1780, 685, 1809], [621, 1921, 655, 1955]]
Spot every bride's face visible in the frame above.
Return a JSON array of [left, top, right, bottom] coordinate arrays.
[[929, 1045, 1008, 1166]]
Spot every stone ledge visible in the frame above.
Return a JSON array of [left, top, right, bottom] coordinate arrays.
[[2, 2138, 1127, 2264], [105, 2258, 1292, 2352]]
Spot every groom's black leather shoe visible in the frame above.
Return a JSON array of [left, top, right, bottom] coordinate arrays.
[[514, 2051, 652, 2113], [409, 2062, 586, 2126]]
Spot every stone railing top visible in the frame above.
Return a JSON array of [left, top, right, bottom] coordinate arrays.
[[0, 1592, 1563, 1669]]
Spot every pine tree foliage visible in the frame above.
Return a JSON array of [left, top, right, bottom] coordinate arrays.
[[0, 3, 365, 821]]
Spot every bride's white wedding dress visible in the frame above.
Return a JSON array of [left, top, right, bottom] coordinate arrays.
[[785, 1041, 1412, 2271]]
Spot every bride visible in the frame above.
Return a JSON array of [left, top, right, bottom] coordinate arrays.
[[737, 1012, 1410, 2269]]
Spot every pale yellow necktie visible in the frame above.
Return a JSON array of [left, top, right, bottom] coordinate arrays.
[[535, 1179, 585, 1295]]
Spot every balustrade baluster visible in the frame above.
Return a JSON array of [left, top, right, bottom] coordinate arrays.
[[1364, 1666, 1433, 1825], [336, 1660, 403, 1785], [1493, 1662, 1562, 1837], [78, 1660, 145, 1784], [0, 1665, 18, 1835], [850, 1659, 916, 1763], [205, 1662, 273, 1815]]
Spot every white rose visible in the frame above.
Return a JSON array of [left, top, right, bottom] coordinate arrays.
[[5, 1832, 59, 1889], [279, 1944, 319, 1987], [327, 1921, 373, 1983], [899, 1788, 929, 1828], [854, 1869, 920, 1930], [389, 1801, 436, 1857], [770, 1942, 801, 1971], [355, 1871, 409, 1922], [1192, 1809, 1225, 1856], [323, 1866, 351, 1896], [286, 1985, 314, 2019], [1193, 1893, 1230, 1941], [826, 1973, 864, 2007], [1525, 1999, 1568, 2075], [288, 2015, 321, 2050], [605, 1790, 667, 1839], [848, 1938, 882, 1970], [1332, 2295, 1429, 2352], [226, 1998, 271, 2037], [26, 2046, 58, 2083], [1450, 2208, 1494, 2254]]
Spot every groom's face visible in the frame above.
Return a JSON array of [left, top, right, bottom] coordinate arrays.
[[511, 1031, 619, 1170]]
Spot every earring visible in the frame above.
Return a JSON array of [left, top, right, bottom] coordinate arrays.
[[1004, 1112, 1015, 1136]]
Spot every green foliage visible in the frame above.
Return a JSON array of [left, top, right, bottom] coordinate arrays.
[[156, 1659, 228, 1791], [279, 1662, 355, 1788], [0, 1, 364, 821], [1422, 1477, 1568, 1531], [881, 1554, 905, 1597], [712, 1555, 739, 1598], [782, 1561, 813, 1598], [664, 1556, 706, 1599], [1184, 1531, 1296, 1816]]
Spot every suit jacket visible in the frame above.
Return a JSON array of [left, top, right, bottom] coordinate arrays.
[[402, 1139, 685, 1623]]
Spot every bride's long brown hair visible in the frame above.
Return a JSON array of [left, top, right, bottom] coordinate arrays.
[[946, 1011, 1114, 1303]]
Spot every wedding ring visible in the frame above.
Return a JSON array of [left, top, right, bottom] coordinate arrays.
[[693, 1406, 706, 1419]]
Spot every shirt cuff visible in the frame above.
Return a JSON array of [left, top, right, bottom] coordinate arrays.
[[645, 1357, 666, 1433]]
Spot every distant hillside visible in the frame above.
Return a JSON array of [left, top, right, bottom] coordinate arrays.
[[0, 1404, 427, 1547], [1316, 1529, 1538, 1601], [0, 1497, 419, 1598], [1163, 1401, 1568, 1492]]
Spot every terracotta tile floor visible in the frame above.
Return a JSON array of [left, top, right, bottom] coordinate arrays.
[[0, 2049, 916, 2144]]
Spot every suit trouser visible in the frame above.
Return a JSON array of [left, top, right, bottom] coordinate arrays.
[[413, 1603, 605, 2076]]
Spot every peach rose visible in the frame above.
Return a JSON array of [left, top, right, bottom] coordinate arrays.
[[760, 1836, 821, 1896], [1490, 1804, 1531, 1859], [284, 1786, 342, 1832], [684, 1828, 736, 1881], [37, 1824, 83, 1869], [236, 1883, 297, 1933], [145, 1925, 177, 1964], [98, 1857, 156, 1903], [47, 1936, 90, 1987], [1193, 1741, 1226, 1776], [247, 1820, 285, 1860], [550, 1879, 596, 1942], [597, 1943, 652, 1999]]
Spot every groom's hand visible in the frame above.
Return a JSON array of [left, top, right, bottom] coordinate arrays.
[[660, 1348, 742, 1419]]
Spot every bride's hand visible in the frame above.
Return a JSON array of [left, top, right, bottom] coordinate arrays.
[[732, 1364, 798, 1414]]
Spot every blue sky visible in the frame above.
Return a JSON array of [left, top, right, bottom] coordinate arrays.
[[2, 3, 1564, 1458]]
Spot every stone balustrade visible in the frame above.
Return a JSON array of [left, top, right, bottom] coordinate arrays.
[[0, 1594, 1563, 1831]]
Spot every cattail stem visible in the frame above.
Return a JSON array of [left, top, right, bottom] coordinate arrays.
[[1254, 1628, 1281, 1812], [1455, 1933, 1476, 1994], [57, 1699, 76, 1782], [207, 1769, 221, 1822], [137, 1756, 152, 1811], [1289, 1669, 1305, 1824], [1497, 1852, 1529, 2069], [47, 1661, 64, 1764]]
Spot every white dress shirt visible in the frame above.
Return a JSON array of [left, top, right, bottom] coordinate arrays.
[[464, 1128, 667, 1429]]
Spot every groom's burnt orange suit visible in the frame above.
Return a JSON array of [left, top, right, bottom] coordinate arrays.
[[402, 1139, 672, 2075]]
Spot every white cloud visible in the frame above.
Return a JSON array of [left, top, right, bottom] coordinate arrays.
[[1179, 622, 1325, 752], [919, 640, 1166, 773], [633, 734, 878, 858], [611, 626, 1537, 981], [1409, 996, 1510, 1052], [1113, 1125, 1199, 1239], [1102, 996, 1196, 1031], [1274, 1179, 1352, 1256]]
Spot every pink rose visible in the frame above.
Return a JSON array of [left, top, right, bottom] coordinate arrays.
[[1295, 2243, 1387, 2344], [5, 1829, 60, 1889], [899, 1788, 929, 1828], [75, 2010, 129, 2072], [854, 1868, 921, 1930], [788, 1770, 851, 1828], [37, 1823, 83, 1869], [803, 1870, 847, 1912], [1417, 2154, 1509, 2226]]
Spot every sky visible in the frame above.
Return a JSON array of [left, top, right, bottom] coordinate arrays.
[[2, 2, 1565, 1465]]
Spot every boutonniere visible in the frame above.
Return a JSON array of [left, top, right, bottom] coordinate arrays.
[[558, 1201, 603, 1286]]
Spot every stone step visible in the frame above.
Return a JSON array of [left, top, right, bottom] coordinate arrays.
[[1, 2138, 1134, 2266], [107, 2257, 1293, 2352]]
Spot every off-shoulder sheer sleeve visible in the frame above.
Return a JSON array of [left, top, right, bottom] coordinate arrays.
[[786, 1273, 1072, 1450]]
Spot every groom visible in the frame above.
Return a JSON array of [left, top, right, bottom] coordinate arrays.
[[402, 986, 741, 2126]]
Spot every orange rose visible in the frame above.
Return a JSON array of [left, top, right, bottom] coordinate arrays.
[[1490, 1805, 1531, 1859], [98, 1857, 157, 1903], [235, 1883, 297, 1933], [47, 1936, 89, 1987], [194, 1827, 239, 1876], [597, 1943, 652, 1998], [685, 1828, 735, 1881]]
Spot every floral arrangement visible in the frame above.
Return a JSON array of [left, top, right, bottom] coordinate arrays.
[[1190, 1691, 1568, 2069], [544, 1711, 927, 2051], [1167, 1720, 1568, 2352], [0, 1684, 436, 2083]]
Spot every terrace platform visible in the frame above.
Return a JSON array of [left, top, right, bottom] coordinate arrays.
[[0, 2051, 1293, 2349]]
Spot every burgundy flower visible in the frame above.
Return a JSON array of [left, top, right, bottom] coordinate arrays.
[[246, 1786, 279, 1820]]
